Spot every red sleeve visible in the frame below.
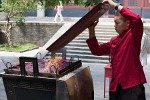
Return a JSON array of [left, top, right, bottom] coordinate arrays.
[[120, 7, 140, 23], [86, 36, 110, 56], [120, 7, 143, 43]]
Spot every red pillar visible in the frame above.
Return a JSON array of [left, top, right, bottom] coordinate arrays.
[[141, 0, 144, 18], [124, 0, 128, 7], [144, 0, 149, 7]]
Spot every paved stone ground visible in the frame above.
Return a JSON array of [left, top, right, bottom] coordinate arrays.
[[0, 53, 150, 100]]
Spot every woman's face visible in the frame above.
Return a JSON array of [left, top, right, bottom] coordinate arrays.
[[114, 15, 130, 34]]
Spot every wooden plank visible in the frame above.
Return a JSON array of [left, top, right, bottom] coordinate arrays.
[[47, 2, 108, 52]]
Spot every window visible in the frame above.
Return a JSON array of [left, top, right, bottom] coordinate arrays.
[[128, 0, 138, 6]]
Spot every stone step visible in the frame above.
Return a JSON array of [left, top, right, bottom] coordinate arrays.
[[99, 18, 114, 22], [45, 49, 109, 64], [70, 39, 109, 43], [66, 53, 109, 64], [72, 37, 111, 42], [65, 23, 115, 63], [80, 31, 117, 35], [67, 50, 109, 58], [85, 25, 115, 28], [76, 35, 115, 39], [66, 57, 109, 64], [84, 29, 116, 33], [67, 52, 108, 58], [67, 49, 91, 54], [68, 38, 106, 44], [65, 46, 89, 50], [76, 35, 114, 39], [67, 41, 108, 47]]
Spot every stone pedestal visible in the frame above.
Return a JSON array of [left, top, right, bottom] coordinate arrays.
[[37, 4, 45, 17]]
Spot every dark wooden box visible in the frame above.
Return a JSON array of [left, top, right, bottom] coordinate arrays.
[[0, 57, 94, 100]]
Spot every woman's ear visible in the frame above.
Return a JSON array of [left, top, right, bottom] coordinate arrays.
[[126, 20, 130, 27]]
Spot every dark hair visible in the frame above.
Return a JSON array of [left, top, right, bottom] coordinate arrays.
[[115, 10, 127, 22]]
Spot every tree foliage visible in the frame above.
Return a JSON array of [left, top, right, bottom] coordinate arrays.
[[38, 0, 103, 8], [0, 0, 38, 47], [85, 0, 102, 6], [0, 0, 103, 21], [0, 0, 102, 47], [0, 0, 38, 22]]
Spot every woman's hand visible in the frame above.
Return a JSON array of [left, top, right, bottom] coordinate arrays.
[[88, 20, 99, 38], [102, 0, 117, 9], [88, 20, 99, 30]]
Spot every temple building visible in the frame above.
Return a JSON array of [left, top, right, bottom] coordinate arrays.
[[0, 0, 150, 18]]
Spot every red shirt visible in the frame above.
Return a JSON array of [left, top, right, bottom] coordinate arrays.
[[86, 7, 147, 92]]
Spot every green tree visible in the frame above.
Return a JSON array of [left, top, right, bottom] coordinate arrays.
[[85, 0, 102, 6], [0, 0, 38, 47], [39, 0, 103, 8], [0, 0, 103, 47]]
